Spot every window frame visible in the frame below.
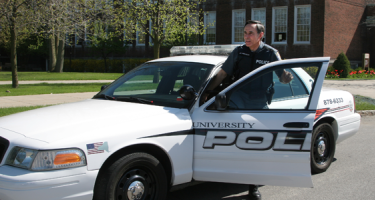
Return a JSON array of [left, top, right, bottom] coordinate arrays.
[[136, 22, 147, 46], [232, 9, 246, 44], [251, 8, 266, 43], [294, 5, 311, 45], [272, 6, 288, 45], [204, 11, 216, 44]]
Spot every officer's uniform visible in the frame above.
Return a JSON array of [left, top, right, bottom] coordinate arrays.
[[221, 41, 282, 109]]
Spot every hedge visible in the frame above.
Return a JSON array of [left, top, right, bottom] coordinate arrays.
[[63, 58, 151, 73]]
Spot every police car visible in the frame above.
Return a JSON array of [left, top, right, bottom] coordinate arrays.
[[0, 45, 361, 200]]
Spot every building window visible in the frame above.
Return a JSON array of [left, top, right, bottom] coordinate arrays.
[[251, 8, 266, 42], [204, 11, 216, 44], [272, 7, 287, 44], [294, 5, 311, 44], [136, 23, 146, 46], [232, 9, 246, 44]]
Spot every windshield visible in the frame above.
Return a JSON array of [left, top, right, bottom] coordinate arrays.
[[95, 61, 215, 108]]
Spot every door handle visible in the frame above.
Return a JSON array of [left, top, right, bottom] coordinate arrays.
[[283, 122, 309, 128]]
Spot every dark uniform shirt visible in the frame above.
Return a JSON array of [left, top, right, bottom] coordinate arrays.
[[221, 42, 282, 107], [221, 41, 281, 80]]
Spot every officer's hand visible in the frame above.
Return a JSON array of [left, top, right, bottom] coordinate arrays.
[[279, 70, 293, 84]]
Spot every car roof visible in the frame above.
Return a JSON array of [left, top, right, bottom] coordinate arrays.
[[147, 55, 228, 66]]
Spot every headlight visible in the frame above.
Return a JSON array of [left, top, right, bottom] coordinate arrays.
[[5, 147, 86, 171]]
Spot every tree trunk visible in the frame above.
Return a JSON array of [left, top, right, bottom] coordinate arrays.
[[152, 40, 161, 83], [55, 37, 65, 73], [153, 40, 161, 59], [48, 36, 56, 72], [10, 21, 18, 88]]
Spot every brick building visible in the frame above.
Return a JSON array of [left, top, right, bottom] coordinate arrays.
[[66, 0, 375, 68], [201, 0, 375, 67]]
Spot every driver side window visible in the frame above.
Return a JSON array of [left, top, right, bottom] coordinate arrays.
[[226, 65, 318, 110]]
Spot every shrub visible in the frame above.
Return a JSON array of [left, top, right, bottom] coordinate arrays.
[[332, 52, 351, 78], [303, 66, 319, 79]]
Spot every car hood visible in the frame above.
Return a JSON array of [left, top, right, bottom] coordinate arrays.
[[0, 99, 188, 143]]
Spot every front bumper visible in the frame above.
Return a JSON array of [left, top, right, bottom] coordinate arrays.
[[0, 165, 98, 200]]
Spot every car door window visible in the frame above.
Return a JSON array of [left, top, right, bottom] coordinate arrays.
[[226, 64, 319, 110]]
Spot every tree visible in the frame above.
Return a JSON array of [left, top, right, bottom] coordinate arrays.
[[332, 52, 351, 78], [120, 0, 206, 59], [89, 30, 129, 72], [86, 3, 127, 73], [40, 0, 93, 73], [0, 0, 38, 88]]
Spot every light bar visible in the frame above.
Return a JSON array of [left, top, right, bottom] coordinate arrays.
[[170, 44, 239, 56]]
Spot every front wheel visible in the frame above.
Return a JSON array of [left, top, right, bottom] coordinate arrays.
[[93, 152, 168, 200], [311, 123, 336, 174]]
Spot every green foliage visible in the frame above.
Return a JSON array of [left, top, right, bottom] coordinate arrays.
[[119, 0, 206, 58], [0, 106, 50, 117], [17, 35, 48, 58], [354, 95, 375, 110], [64, 58, 151, 73], [0, 72, 123, 81], [332, 52, 351, 78], [0, 83, 110, 97], [348, 69, 375, 79], [303, 67, 319, 79]]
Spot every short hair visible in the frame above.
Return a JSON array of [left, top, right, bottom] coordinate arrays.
[[244, 20, 265, 35]]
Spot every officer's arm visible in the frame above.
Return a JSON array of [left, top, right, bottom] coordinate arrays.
[[279, 70, 293, 84], [202, 69, 228, 101], [273, 51, 293, 84]]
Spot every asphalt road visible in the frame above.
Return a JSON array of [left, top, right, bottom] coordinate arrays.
[[167, 116, 375, 200]]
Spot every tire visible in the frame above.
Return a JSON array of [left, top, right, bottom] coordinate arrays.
[[311, 123, 336, 174], [93, 152, 168, 200]]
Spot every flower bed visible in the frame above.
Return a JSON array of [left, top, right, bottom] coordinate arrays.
[[326, 68, 375, 79]]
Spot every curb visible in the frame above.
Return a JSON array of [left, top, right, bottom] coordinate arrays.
[[356, 110, 375, 117]]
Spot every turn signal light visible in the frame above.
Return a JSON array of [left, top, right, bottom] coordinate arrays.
[[54, 153, 81, 165]]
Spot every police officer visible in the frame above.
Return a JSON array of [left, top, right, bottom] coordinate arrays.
[[202, 20, 293, 199], [203, 20, 293, 105]]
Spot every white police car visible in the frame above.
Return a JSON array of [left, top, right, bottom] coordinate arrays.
[[0, 45, 361, 200]]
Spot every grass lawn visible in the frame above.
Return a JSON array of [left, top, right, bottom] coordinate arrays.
[[0, 105, 50, 117], [0, 72, 123, 81], [354, 95, 375, 110], [0, 83, 110, 96]]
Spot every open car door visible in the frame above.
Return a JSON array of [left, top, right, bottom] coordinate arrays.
[[191, 57, 329, 187]]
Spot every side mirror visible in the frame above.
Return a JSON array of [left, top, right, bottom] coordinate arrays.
[[215, 93, 228, 111], [179, 85, 198, 100], [101, 85, 108, 91]]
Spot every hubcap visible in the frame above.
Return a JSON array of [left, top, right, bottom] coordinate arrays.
[[116, 169, 156, 200], [314, 133, 330, 165], [317, 140, 326, 156], [127, 181, 144, 200]]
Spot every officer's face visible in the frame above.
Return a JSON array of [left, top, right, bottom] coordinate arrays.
[[244, 24, 264, 51]]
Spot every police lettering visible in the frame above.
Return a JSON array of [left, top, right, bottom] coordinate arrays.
[[255, 60, 270, 65], [203, 131, 311, 151], [193, 122, 255, 129]]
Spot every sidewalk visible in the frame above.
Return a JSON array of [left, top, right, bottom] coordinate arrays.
[[0, 80, 111, 108], [1, 80, 375, 116], [0, 92, 97, 108]]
